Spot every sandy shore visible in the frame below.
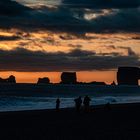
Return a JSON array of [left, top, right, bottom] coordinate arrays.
[[0, 103, 140, 140]]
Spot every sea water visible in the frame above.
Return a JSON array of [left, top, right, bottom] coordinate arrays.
[[0, 84, 140, 112]]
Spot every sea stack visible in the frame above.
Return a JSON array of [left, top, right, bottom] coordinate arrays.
[[8, 75, 16, 83], [37, 77, 50, 84], [0, 75, 16, 84], [117, 67, 140, 85], [61, 72, 77, 84]]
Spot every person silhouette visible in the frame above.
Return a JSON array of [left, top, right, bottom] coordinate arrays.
[[56, 98, 60, 110], [74, 96, 82, 112], [105, 102, 111, 110], [83, 96, 91, 112]]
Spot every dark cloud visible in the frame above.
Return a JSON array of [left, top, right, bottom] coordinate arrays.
[[62, 0, 140, 9], [132, 36, 140, 40], [0, 0, 31, 16], [90, 8, 140, 33], [0, 35, 20, 41], [68, 44, 83, 48], [60, 34, 98, 40], [0, 47, 139, 72], [0, 0, 139, 33], [34, 7, 140, 33]]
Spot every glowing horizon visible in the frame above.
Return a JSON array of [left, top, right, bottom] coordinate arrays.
[[0, 70, 116, 84]]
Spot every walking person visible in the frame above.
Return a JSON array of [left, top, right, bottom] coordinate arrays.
[[83, 96, 91, 112], [56, 98, 60, 111], [74, 96, 82, 112]]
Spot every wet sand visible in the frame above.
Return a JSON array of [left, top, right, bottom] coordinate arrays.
[[0, 103, 140, 140]]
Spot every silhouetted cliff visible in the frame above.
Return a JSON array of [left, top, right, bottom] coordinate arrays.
[[0, 75, 16, 84], [117, 67, 140, 85], [37, 77, 50, 84], [61, 72, 77, 84]]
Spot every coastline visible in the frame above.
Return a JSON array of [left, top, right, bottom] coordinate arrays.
[[0, 102, 140, 113], [0, 102, 140, 139]]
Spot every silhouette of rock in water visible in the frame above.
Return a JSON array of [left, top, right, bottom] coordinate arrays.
[[117, 67, 140, 85], [61, 72, 77, 84], [37, 77, 50, 84], [8, 75, 16, 83], [0, 75, 16, 84]]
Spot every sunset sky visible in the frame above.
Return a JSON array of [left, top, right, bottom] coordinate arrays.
[[0, 0, 139, 83]]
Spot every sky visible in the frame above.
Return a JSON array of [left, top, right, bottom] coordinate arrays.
[[0, 0, 139, 84]]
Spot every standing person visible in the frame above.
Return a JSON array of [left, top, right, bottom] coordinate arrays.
[[74, 96, 82, 112], [83, 96, 91, 112], [56, 98, 60, 111]]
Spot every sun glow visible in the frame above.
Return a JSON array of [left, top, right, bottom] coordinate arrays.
[[0, 71, 116, 84]]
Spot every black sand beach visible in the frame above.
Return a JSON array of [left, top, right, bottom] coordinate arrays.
[[0, 103, 140, 140]]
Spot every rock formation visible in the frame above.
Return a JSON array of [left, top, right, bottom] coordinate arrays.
[[37, 77, 50, 84], [0, 75, 16, 84], [61, 72, 77, 84], [117, 67, 140, 85]]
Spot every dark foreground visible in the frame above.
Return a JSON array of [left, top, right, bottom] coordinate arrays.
[[0, 103, 140, 140]]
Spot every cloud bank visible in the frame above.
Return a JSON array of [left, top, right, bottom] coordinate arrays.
[[0, 0, 139, 72], [62, 0, 140, 9], [0, 0, 139, 33], [0, 47, 139, 72]]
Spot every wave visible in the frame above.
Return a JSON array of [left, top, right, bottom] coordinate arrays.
[[1, 95, 140, 112]]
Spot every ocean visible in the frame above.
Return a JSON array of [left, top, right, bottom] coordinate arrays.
[[0, 84, 140, 112]]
